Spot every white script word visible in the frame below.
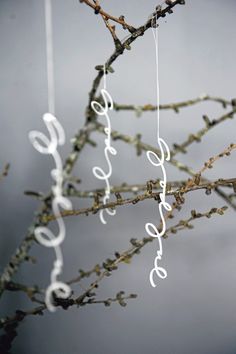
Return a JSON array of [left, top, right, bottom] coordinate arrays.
[[145, 139, 172, 287], [29, 112, 72, 311], [91, 89, 117, 224], [146, 18, 172, 287]]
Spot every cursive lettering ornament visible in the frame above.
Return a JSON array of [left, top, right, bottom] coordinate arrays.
[[29, 113, 72, 311], [28, 0, 72, 311], [91, 66, 117, 224], [145, 15, 172, 287]]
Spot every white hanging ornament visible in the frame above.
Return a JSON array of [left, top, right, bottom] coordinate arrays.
[[29, 0, 72, 312], [91, 65, 117, 224], [145, 15, 172, 287]]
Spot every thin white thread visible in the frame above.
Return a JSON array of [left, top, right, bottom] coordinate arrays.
[[28, 0, 71, 312], [152, 22, 160, 141], [145, 16, 172, 287], [103, 64, 107, 90], [91, 65, 117, 224], [45, 0, 55, 115]]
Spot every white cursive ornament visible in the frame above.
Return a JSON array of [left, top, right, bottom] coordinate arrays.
[[91, 67, 117, 224], [146, 15, 172, 287], [29, 113, 72, 311], [29, 0, 72, 311]]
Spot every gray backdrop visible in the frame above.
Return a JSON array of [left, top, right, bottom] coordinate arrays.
[[0, 0, 236, 353]]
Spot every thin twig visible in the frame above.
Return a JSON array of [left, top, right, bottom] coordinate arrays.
[[0, 205, 227, 330], [43, 178, 236, 222], [171, 108, 236, 156], [80, 0, 136, 33], [113, 94, 233, 114]]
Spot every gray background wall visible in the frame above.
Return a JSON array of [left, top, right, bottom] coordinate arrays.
[[0, 0, 236, 353]]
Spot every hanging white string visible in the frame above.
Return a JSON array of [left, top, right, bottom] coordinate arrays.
[[145, 15, 172, 287], [45, 0, 55, 114], [152, 20, 160, 141], [91, 65, 117, 224], [103, 63, 107, 90], [28, 0, 72, 312]]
